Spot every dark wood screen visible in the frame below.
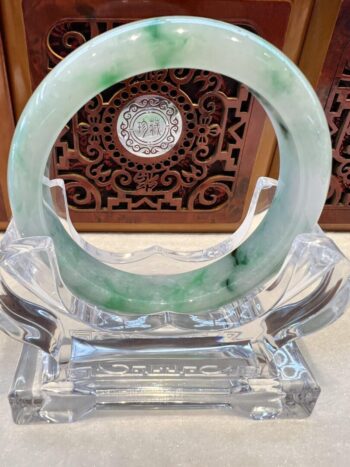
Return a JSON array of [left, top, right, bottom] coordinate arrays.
[[18, 0, 293, 231], [0, 191, 6, 223], [0, 32, 13, 226], [318, 0, 350, 228]]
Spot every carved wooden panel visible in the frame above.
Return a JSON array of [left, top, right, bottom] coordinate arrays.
[[19, 0, 293, 230], [51, 64, 259, 222], [318, 0, 350, 228]]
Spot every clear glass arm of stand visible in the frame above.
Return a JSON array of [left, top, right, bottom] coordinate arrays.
[[0, 176, 349, 363], [44, 175, 277, 274]]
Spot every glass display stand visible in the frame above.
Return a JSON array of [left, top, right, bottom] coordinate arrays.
[[1, 15, 347, 425], [1, 177, 349, 423]]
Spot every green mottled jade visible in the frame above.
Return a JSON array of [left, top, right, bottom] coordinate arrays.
[[8, 17, 331, 314]]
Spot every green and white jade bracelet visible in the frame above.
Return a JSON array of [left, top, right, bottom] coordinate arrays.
[[8, 17, 331, 314]]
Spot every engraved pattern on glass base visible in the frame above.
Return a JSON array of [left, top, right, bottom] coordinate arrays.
[[8, 341, 320, 424]]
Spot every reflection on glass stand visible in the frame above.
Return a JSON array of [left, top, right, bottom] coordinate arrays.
[[0, 178, 349, 423]]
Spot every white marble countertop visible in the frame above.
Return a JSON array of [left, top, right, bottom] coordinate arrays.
[[0, 232, 350, 467]]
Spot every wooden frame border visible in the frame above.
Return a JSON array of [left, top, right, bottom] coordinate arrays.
[[268, 0, 343, 232], [0, 31, 14, 223]]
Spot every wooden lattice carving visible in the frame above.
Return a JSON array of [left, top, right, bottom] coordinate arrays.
[[47, 20, 259, 224], [323, 46, 350, 207], [20, 0, 292, 229], [318, 0, 350, 227]]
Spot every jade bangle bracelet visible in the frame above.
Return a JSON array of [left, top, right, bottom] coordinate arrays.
[[8, 16, 331, 314]]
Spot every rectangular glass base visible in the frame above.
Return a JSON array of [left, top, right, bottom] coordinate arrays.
[[9, 339, 320, 424]]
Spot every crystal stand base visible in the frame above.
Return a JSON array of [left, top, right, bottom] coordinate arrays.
[[9, 339, 320, 424], [2, 183, 349, 424]]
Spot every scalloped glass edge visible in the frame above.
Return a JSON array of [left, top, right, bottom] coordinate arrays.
[[44, 175, 277, 272], [1, 177, 350, 355]]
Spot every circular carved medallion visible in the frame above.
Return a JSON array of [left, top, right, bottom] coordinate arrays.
[[117, 94, 182, 157]]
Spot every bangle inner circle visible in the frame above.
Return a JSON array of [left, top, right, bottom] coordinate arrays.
[[8, 16, 331, 315]]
